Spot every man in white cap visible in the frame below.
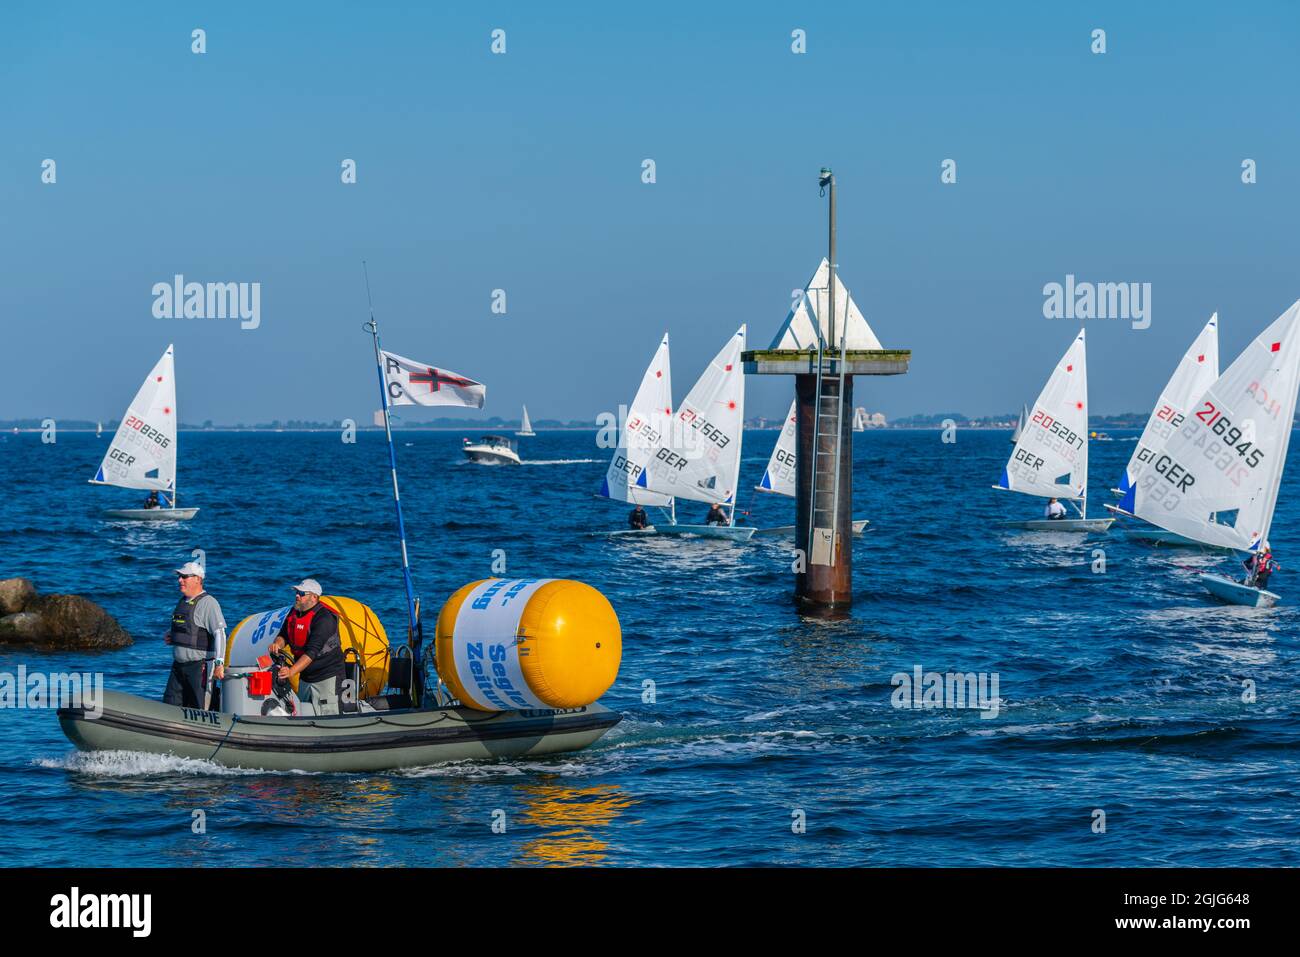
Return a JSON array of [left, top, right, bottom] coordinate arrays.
[[268, 579, 345, 715], [163, 562, 227, 709]]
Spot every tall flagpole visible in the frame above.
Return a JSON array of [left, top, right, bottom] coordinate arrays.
[[362, 263, 418, 639]]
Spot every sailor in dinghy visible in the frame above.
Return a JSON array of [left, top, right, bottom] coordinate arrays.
[[90, 344, 199, 521], [638, 325, 755, 541], [596, 332, 678, 536], [992, 328, 1114, 533], [1113, 300, 1300, 607]]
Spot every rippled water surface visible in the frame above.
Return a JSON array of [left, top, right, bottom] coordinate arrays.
[[1, 429, 1297, 866]]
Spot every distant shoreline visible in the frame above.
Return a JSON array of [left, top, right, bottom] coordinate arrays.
[[2, 424, 1152, 434]]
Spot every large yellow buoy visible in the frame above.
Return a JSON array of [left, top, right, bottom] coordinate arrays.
[[226, 595, 390, 699], [435, 578, 621, 712]]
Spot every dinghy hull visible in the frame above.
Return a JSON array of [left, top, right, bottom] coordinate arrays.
[[1000, 518, 1114, 532], [1200, 573, 1279, 608], [57, 690, 620, 773], [103, 507, 200, 521], [648, 523, 756, 541]]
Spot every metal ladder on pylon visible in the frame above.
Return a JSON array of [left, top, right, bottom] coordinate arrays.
[[807, 290, 849, 567]]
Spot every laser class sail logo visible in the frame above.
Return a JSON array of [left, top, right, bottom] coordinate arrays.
[[50, 887, 151, 937], [152, 274, 261, 329], [1042, 274, 1151, 330]]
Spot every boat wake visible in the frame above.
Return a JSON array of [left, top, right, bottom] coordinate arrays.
[[36, 750, 285, 777], [523, 458, 598, 465]]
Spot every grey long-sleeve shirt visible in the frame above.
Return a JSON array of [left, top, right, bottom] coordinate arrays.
[[173, 593, 228, 665]]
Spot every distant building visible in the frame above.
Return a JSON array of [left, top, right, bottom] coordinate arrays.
[[852, 408, 887, 429]]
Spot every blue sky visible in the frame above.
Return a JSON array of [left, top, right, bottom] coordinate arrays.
[[2, 1, 1298, 423]]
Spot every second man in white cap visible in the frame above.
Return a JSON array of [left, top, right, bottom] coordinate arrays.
[[163, 561, 227, 709], [268, 579, 347, 715]]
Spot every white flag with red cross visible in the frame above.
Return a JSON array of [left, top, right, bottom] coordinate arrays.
[[381, 351, 486, 409]]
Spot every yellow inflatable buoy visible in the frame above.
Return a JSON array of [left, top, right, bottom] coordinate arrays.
[[436, 578, 621, 712], [226, 595, 391, 699]]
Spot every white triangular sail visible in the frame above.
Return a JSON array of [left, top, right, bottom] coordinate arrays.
[[996, 330, 1089, 501], [1010, 403, 1028, 444], [1127, 301, 1300, 551], [1118, 314, 1220, 502], [769, 259, 883, 351], [600, 333, 673, 506], [91, 345, 179, 492], [756, 400, 797, 497], [518, 406, 534, 435], [644, 326, 746, 506]]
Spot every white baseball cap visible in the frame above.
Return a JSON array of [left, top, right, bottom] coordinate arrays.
[[290, 579, 322, 595], [175, 561, 206, 578]]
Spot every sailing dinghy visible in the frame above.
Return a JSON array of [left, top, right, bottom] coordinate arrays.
[[1106, 314, 1221, 547], [750, 399, 868, 537], [597, 333, 678, 536], [90, 344, 198, 521], [640, 326, 755, 541], [1113, 300, 1300, 607], [516, 405, 535, 437], [993, 329, 1113, 532]]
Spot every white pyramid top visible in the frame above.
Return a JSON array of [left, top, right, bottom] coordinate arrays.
[[768, 258, 883, 351]]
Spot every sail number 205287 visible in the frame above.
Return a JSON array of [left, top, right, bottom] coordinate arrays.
[[1031, 410, 1083, 451]]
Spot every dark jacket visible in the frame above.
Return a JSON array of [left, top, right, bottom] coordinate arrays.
[[278, 602, 345, 683]]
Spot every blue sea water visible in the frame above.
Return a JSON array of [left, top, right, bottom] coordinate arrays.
[[0, 428, 1297, 867]]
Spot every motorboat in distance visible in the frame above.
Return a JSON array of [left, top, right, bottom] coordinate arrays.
[[463, 434, 521, 465]]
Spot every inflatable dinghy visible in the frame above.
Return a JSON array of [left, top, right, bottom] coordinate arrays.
[[58, 690, 620, 773], [58, 579, 624, 772]]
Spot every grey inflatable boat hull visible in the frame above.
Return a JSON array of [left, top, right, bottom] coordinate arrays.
[[58, 690, 621, 772]]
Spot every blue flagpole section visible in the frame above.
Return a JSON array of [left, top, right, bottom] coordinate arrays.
[[362, 264, 418, 637]]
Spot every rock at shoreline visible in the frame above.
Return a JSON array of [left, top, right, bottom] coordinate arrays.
[[0, 577, 35, 615], [0, 612, 41, 640], [0, 579, 133, 650]]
